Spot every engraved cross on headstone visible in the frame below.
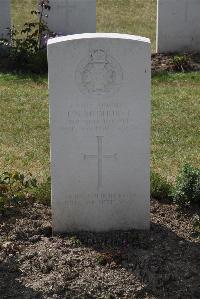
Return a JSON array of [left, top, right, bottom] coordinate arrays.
[[83, 136, 117, 191]]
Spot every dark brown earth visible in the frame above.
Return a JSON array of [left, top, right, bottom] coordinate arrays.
[[151, 53, 200, 73], [0, 199, 199, 299]]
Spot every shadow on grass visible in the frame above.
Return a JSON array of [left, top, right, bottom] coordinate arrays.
[[0, 65, 47, 84]]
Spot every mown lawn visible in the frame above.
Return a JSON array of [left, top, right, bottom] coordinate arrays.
[[152, 72, 200, 181], [11, 0, 157, 51], [0, 72, 199, 181], [0, 74, 49, 181], [3, 1, 199, 181]]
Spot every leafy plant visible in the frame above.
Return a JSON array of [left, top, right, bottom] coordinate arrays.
[[173, 164, 200, 206], [150, 171, 173, 202], [0, 171, 37, 214], [0, 0, 52, 73], [31, 0, 51, 50], [30, 177, 51, 205], [68, 236, 82, 247], [96, 251, 123, 266], [172, 55, 191, 72]]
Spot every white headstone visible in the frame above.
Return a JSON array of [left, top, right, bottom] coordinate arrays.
[[157, 0, 200, 53], [0, 0, 10, 39], [48, 33, 151, 233], [43, 0, 96, 35]]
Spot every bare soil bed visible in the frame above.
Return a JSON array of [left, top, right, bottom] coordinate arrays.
[[152, 53, 200, 73], [0, 199, 199, 299]]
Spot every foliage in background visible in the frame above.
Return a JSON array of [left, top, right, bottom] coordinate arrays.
[[150, 171, 173, 202], [173, 164, 200, 207], [11, 0, 157, 51], [0, 0, 52, 73]]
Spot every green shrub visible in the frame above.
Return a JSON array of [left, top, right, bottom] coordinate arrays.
[[0, 171, 51, 214], [30, 177, 51, 205], [172, 54, 191, 72], [150, 171, 173, 202], [0, 171, 38, 214], [68, 236, 82, 247], [27, 49, 48, 73], [0, 0, 51, 73], [173, 164, 200, 206]]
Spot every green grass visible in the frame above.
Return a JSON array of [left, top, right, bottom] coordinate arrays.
[[3, 2, 200, 181], [97, 0, 156, 51], [12, 0, 38, 31], [0, 73, 49, 181], [152, 72, 200, 181], [11, 0, 157, 51], [0, 72, 199, 181]]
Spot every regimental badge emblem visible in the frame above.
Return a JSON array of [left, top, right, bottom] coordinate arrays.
[[75, 49, 123, 96]]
